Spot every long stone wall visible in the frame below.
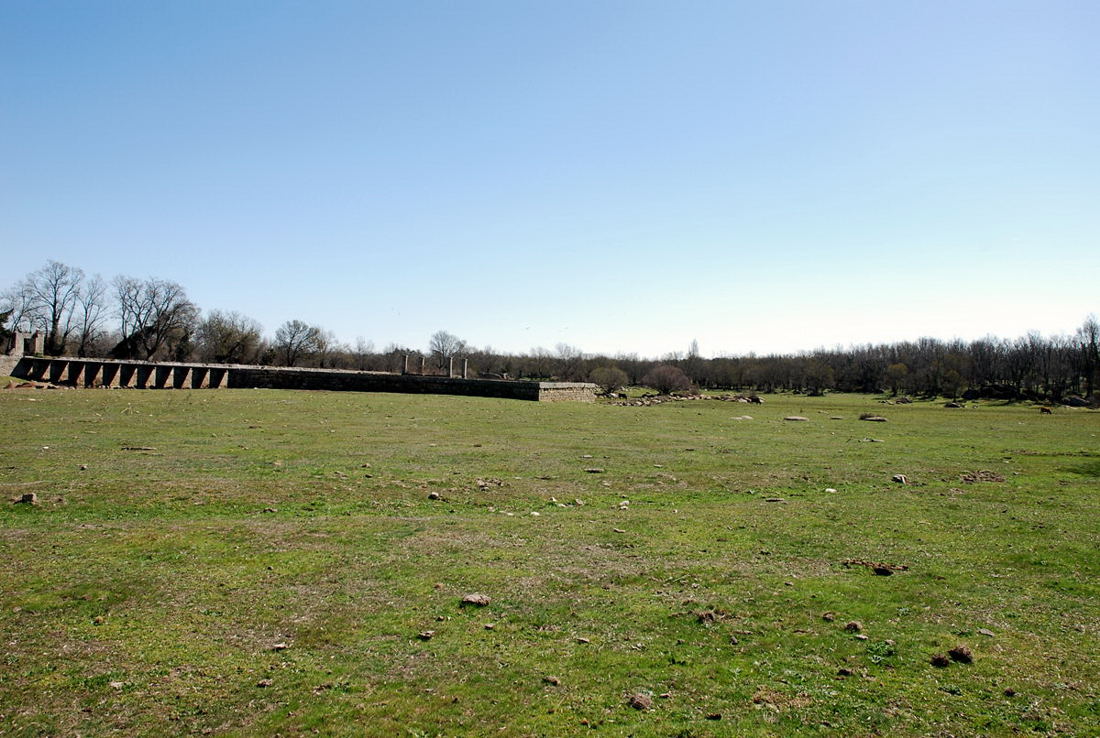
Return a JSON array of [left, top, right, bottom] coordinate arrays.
[[6, 357, 596, 402]]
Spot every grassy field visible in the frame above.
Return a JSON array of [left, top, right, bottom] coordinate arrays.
[[0, 388, 1097, 736]]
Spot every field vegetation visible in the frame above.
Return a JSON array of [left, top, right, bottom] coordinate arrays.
[[1, 388, 1097, 736]]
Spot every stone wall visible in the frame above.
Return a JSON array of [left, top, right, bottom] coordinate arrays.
[[5, 356, 597, 402]]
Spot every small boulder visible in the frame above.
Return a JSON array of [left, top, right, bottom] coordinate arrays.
[[948, 645, 973, 664], [460, 593, 491, 607], [627, 692, 653, 711], [784, 416, 809, 422], [891, 474, 908, 484], [14, 492, 37, 505], [930, 653, 950, 668], [844, 621, 862, 633]]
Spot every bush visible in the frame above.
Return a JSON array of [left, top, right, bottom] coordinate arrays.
[[641, 364, 693, 394], [589, 366, 629, 395]]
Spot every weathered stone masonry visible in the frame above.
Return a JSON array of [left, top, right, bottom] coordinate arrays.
[[5, 357, 596, 402]]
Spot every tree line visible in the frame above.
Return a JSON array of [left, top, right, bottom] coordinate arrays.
[[2, 260, 1097, 402]]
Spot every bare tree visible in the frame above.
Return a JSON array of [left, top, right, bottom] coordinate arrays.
[[429, 330, 467, 369], [5, 261, 85, 355], [196, 310, 263, 364], [1077, 314, 1100, 397], [74, 275, 108, 357], [274, 319, 322, 367], [112, 276, 198, 360], [354, 336, 374, 370]]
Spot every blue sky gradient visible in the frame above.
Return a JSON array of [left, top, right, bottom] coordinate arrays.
[[2, 1, 1097, 356]]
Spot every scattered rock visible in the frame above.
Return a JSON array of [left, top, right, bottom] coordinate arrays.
[[427, 491, 441, 500], [256, 679, 273, 688], [14, 492, 37, 505], [542, 675, 561, 686], [844, 621, 862, 633], [978, 628, 995, 637], [627, 692, 653, 711], [1004, 688, 1016, 697], [584, 468, 605, 474], [705, 713, 722, 720], [262, 507, 277, 513], [763, 497, 786, 503], [271, 642, 289, 651], [859, 415, 888, 422], [824, 488, 837, 493], [613, 528, 626, 533], [576, 637, 590, 644], [93, 616, 105, 626], [483, 623, 494, 630], [842, 559, 910, 574], [930, 653, 950, 668], [854, 633, 869, 640], [895, 396, 913, 404], [460, 593, 491, 607], [475, 478, 503, 489], [417, 631, 435, 641], [821, 612, 836, 622], [944, 402, 963, 408], [121, 446, 157, 451], [79, 464, 88, 471], [784, 415, 809, 422], [948, 645, 973, 664], [837, 667, 854, 677], [891, 474, 908, 484], [960, 470, 1005, 484]]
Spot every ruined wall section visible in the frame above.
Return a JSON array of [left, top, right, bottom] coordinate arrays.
[[6, 356, 597, 402]]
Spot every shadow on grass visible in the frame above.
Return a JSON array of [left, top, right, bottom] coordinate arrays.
[[1064, 460, 1100, 478]]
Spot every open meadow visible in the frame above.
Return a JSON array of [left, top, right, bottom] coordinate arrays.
[[1, 388, 1097, 736]]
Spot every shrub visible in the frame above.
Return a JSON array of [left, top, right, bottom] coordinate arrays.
[[589, 366, 629, 395], [641, 364, 693, 394]]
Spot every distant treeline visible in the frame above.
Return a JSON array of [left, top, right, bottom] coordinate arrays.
[[3, 260, 1097, 402]]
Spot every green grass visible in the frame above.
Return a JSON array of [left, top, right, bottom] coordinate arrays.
[[1, 388, 1097, 736]]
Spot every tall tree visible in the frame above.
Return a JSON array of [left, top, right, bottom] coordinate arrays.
[[196, 310, 263, 364], [429, 330, 467, 369], [112, 276, 198, 360], [274, 319, 322, 367], [6, 261, 85, 355], [74, 275, 108, 357]]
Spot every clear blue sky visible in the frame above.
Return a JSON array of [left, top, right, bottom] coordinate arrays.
[[2, 1, 1097, 357]]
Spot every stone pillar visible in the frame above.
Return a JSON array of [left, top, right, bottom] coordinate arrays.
[[67, 361, 85, 386], [403, 353, 409, 374], [419, 356, 426, 375], [463, 359, 468, 379], [119, 365, 137, 388], [29, 331, 44, 355], [192, 368, 209, 388], [210, 368, 229, 388], [101, 364, 121, 388], [155, 366, 174, 388], [83, 362, 101, 388], [136, 365, 156, 388], [172, 367, 191, 389], [8, 331, 24, 357], [48, 360, 67, 384], [448, 357, 454, 378]]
